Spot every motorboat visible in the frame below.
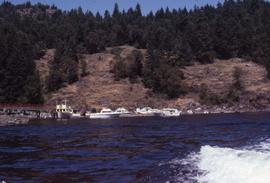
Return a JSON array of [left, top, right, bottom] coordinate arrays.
[[72, 113, 82, 118], [187, 110, 193, 115], [203, 110, 209, 114], [71, 109, 83, 118], [161, 108, 181, 117], [56, 100, 73, 119], [135, 107, 162, 116], [114, 107, 132, 117], [89, 108, 120, 119]]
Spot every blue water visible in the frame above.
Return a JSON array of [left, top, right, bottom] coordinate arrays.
[[0, 113, 270, 183]]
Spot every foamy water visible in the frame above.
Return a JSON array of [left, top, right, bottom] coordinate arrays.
[[171, 139, 270, 183]]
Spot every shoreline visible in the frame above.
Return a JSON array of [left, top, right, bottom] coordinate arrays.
[[1, 108, 270, 127]]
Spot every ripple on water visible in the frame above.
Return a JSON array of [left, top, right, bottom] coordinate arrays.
[[1, 114, 270, 182]]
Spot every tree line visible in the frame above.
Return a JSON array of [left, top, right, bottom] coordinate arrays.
[[1, 0, 270, 103]]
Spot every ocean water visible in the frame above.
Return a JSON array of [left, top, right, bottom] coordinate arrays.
[[0, 112, 270, 183]]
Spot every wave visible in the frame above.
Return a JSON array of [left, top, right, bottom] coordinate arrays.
[[169, 139, 270, 183]]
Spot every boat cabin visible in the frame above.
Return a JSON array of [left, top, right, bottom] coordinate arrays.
[[56, 104, 73, 113]]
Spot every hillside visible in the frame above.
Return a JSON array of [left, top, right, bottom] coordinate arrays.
[[3, 1, 270, 104], [36, 46, 270, 112], [43, 46, 168, 110], [182, 59, 270, 111]]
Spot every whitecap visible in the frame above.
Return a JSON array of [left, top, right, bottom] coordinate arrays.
[[172, 139, 270, 183]]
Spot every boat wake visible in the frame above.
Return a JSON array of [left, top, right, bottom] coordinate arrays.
[[167, 139, 270, 183]]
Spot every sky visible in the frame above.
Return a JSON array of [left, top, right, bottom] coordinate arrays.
[[7, 0, 224, 15]]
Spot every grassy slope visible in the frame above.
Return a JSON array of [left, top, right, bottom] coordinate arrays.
[[36, 46, 270, 111]]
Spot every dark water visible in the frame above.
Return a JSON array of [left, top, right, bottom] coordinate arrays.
[[0, 112, 270, 183]]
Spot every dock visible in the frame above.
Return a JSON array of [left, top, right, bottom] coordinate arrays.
[[0, 104, 56, 120]]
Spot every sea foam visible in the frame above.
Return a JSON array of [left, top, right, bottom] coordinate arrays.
[[173, 139, 270, 183]]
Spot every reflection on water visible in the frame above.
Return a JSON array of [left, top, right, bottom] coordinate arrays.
[[0, 113, 270, 182]]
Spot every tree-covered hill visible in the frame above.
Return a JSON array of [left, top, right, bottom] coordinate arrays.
[[1, 0, 270, 103]]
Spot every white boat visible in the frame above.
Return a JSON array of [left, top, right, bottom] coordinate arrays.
[[135, 107, 162, 116], [114, 107, 130, 114], [89, 108, 120, 119], [187, 110, 193, 115], [115, 107, 131, 116], [72, 113, 82, 118], [203, 111, 209, 114], [56, 100, 73, 119], [40, 112, 52, 119], [70, 108, 83, 118], [161, 108, 181, 117]]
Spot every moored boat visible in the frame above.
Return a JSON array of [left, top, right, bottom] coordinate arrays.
[[56, 101, 73, 119], [161, 108, 181, 117], [115, 107, 130, 114], [72, 113, 82, 118], [187, 110, 194, 115], [135, 107, 162, 116], [89, 108, 120, 119]]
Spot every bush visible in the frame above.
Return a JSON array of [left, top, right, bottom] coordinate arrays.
[[127, 50, 143, 81], [142, 48, 187, 98], [80, 59, 89, 77], [197, 51, 216, 64], [112, 50, 143, 82], [227, 67, 244, 103], [112, 56, 127, 80], [199, 83, 208, 102], [232, 67, 244, 91], [265, 62, 270, 79], [146, 64, 186, 99]]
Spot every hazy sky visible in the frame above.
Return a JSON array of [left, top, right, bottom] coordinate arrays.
[[9, 0, 224, 14]]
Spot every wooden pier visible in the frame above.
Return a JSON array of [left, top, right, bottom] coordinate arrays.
[[0, 104, 56, 119]]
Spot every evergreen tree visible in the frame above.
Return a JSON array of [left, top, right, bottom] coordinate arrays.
[[104, 10, 111, 20], [113, 3, 120, 18], [112, 56, 127, 80], [135, 3, 142, 17], [2, 0, 270, 101], [0, 20, 43, 103], [47, 46, 65, 92], [80, 59, 89, 77], [227, 67, 244, 102]]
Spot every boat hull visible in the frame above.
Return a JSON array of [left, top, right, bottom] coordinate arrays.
[[161, 113, 180, 117], [89, 113, 119, 119], [57, 112, 72, 119]]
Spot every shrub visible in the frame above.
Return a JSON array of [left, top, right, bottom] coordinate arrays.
[[197, 51, 216, 64], [227, 67, 244, 103], [112, 56, 127, 80], [265, 62, 270, 79]]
